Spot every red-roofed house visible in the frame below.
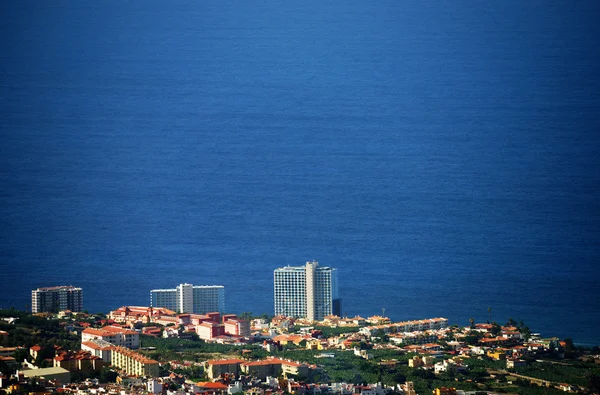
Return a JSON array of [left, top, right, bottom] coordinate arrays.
[[29, 345, 42, 360], [81, 326, 139, 349], [142, 326, 163, 337], [195, 381, 229, 394], [53, 350, 104, 373]]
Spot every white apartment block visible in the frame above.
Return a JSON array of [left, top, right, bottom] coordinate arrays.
[[31, 286, 83, 313], [81, 326, 140, 349], [111, 346, 159, 377], [274, 261, 340, 321], [359, 317, 449, 337], [81, 339, 113, 363], [150, 283, 224, 314]]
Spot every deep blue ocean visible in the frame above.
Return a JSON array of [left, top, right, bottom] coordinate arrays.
[[1, 1, 599, 345]]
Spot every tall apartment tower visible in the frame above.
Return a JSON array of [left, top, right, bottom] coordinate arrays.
[[274, 261, 340, 321], [31, 286, 83, 313], [150, 284, 224, 314]]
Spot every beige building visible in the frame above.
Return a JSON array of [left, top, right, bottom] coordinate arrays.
[[204, 359, 245, 380], [240, 357, 316, 380], [53, 350, 104, 373], [21, 367, 71, 384], [111, 346, 159, 377]]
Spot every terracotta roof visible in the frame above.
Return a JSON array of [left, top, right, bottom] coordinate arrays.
[[242, 358, 303, 368], [83, 326, 137, 336], [207, 359, 245, 365], [112, 346, 158, 365], [81, 341, 113, 351], [197, 382, 228, 389], [199, 321, 221, 327]]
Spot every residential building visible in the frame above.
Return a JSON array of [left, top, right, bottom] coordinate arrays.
[[196, 321, 225, 341], [21, 367, 71, 384], [81, 339, 114, 363], [400, 382, 416, 395], [31, 286, 83, 313], [359, 317, 449, 337], [147, 379, 164, 394], [150, 283, 225, 314], [0, 347, 21, 357], [228, 381, 243, 394], [223, 315, 250, 337], [195, 381, 229, 395], [240, 357, 320, 380], [204, 359, 245, 380], [0, 356, 17, 370], [81, 326, 139, 349], [274, 261, 341, 321], [111, 346, 159, 377], [506, 358, 527, 369], [29, 345, 43, 360], [53, 350, 104, 373], [433, 388, 457, 395], [108, 306, 176, 324]]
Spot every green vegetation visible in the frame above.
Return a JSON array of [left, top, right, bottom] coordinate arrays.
[[139, 335, 268, 362], [312, 326, 360, 338], [0, 308, 80, 351], [514, 360, 600, 388]]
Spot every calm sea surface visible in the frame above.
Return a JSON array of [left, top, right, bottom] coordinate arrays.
[[1, 1, 599, 345]]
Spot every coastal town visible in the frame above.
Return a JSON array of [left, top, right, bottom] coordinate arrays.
[[1, 263, 599, 395], [1, 306, 599, 395]]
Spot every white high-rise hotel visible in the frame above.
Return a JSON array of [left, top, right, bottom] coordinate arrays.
[[150, 283, 224, 314], [274, 261, 341, 321], [31, 285, 83, 313]]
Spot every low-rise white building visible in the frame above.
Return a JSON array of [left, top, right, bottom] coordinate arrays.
[[81, 326, 139, 349], [434, 359, 468, 375], [147, 378, 164, 394], [360, 318, 448, 337], [81, 339, 114, 363], [228, 381, 243, 394]]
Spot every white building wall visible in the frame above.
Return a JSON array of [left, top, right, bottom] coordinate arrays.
[[151, 284, 224, 314], [147, 379, 163, 394], [274, 262, 338, 321], [177, 283, 194, 313], [196, 324, 214, 341], [274, 266, 307, 318], [192, 286, 225, 314], [150, 289, 178, 311]]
